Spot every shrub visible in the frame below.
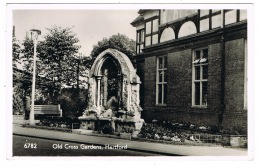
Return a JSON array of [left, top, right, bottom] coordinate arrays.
[[59, 88, 88, 119], [13, 84, 25, 115], [37, 117, 80, 129], [222, 125, 247, 135]]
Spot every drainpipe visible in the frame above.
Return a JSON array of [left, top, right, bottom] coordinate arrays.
[[219, 10, 226, 127]]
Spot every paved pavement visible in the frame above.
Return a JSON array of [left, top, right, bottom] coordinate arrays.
[[12, 124, 248, 156]]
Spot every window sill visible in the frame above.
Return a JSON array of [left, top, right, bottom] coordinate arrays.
[[155, 104, 167, 107], [191, 105, 207, 109]]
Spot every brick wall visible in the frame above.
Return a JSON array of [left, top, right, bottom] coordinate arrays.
[[141, 110, 219, 126], [224, 39, 246, 113], [136, 59, 145, 107], [139, 38, 247, 130], [221, 113, 247, 131], [207, 43, 222, 112], [143, 56, 156, 107], [167, 49, 192, 109]]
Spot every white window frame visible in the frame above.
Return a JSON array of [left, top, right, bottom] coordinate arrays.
[[156, 56, 167, 105], [192, 47, 208, 107], [145, 18, 159, 47], [136, 29, 145, 54]]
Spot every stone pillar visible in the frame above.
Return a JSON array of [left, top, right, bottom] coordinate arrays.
[[103, 69, 108, 107], [89, 78, 96, 106], [96, 75, 103, 108], [117, 74, 124, 110]]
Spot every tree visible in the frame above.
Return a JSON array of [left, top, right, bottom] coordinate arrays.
[[38, 26, 81, 93], [88, 33, 136, 68], [12, 37, 21, 69], [20, 26, 81, 104], [20, 37, 45, 74], [70, 54, 88, 89], [20, 38, 33, 72]]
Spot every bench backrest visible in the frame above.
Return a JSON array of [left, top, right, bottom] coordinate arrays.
[[34, 105, 62, 117]]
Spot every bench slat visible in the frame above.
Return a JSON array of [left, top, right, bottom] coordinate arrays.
[[34, 110, 59, 111], [34, 109, 59, 110], [32, 105, 62, 116]]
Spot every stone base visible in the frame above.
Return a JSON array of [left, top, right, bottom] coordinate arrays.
[[131, 131, 140, 138], [222, 135, 247, 147], [72, 129, 93, 135], [78, 116, 144, 137], [230, 135, 247, 147], [120, 133, 132, 140]]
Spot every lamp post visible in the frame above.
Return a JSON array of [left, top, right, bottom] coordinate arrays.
[[29, 29, 41, 125]]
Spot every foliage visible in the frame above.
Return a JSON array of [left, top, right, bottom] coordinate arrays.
[[88, 33, 136, 69], [20, 38, 33, 73], [21, 26, 81, 89], [20, 26, 83, 103], [38, 26, 81, 88], [59, 88, 88, 119], [13, 68, 33, 117], [221, 126, 247, 135], [20, 38, 45, 73], [16, 26, 86, 119], [12, 37, 21, 69], [13, 83, 25, 114], [61, 54, 89, 89], [37, 117, 79, 129]]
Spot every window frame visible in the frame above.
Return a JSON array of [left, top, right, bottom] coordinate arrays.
[[156, 55, 167, 105], [136, 29, 145, 54], [192, 47, 208, 108], [145, 17, 159, 47]]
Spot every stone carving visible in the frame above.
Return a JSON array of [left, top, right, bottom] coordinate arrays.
[[78, 48, 144, 136]]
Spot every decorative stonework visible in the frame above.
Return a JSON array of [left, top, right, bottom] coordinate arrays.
[[79, 48, 144, 136]]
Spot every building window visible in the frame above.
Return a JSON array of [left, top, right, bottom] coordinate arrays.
[[136, 29, 144, 54], [199, 9, 222, 32], [225, 10, 237, 25], [156, 56, 167, 105], [145, 18, 159, 46], [160, 10, 198, 24], [192, 48, 208, 107]]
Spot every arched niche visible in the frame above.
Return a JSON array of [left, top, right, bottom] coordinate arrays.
[[178, 21, 197, 38], [100, 56, 121, 108], [87, 48, 142, 118], [160, 27, 176, 42], [91, 48, 135, 77]]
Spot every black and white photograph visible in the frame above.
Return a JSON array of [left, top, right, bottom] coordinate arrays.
[[5, 2, 254, 160]]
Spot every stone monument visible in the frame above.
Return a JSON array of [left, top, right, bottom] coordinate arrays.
[[78, 48, 144, 137]]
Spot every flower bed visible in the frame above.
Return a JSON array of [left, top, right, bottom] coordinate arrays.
[[21, 118, 247, 147], [137, 121, 225, 145], [35, 117, 80, 129], [22, 124, 72, 133]]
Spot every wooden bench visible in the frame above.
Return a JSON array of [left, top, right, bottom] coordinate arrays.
[[33, 105, 62, 117]]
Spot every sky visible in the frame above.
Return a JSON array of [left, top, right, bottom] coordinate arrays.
[[13, 9, 139, 57]]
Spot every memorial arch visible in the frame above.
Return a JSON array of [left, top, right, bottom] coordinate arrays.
[[79, 48, 144, 136], [88, 48, 142, 116]]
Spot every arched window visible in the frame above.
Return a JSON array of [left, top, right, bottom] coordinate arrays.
[[178, 21, 197, 38], [160, 27, 175, 42]]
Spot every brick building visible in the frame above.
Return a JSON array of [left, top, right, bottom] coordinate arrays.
[[131, 9, 247, 130]]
